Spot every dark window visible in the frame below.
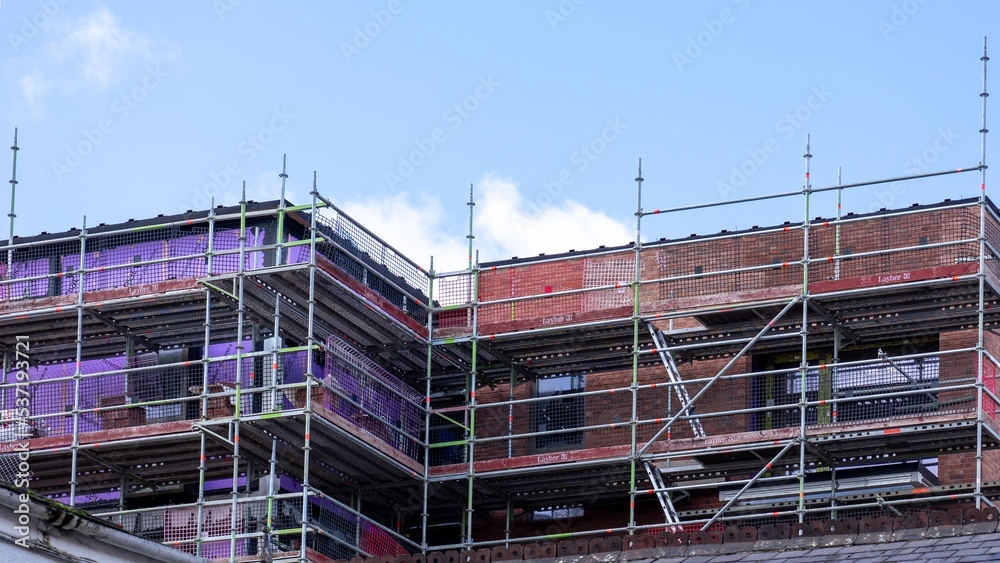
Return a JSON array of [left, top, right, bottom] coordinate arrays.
[[751, 339, 940, 431], [531, 505, 584, 521], [535, 373, 585, 450]]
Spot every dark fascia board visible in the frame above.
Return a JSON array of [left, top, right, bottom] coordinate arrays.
[[0, 199, 311, 247]]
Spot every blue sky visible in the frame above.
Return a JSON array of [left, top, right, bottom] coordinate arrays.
[[1, 1, 997, 271]]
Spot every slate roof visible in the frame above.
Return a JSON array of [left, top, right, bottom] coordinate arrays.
[[449, 508, 1000, 563], [614, 533, 1000, 562]]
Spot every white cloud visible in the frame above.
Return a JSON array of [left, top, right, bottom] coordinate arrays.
[[476, 173, 634, 260], [338, 191, 469, 272], [53, 7, 154, 88], [336, 174, 633, 272], [18, 73, 51, 114], [246, 171, 300, 205], [7, 5, 178, 114]]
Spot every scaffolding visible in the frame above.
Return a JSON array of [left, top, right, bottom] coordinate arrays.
[[419, 39, 1000, 549], [0, 42, 997, 562], [0, 166, 437, 561]]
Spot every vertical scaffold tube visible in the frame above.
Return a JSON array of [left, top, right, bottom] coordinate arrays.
[[976, 37, 989, 510], [195, 200, 217, 557], [69, 216, 86, 507], [465, 185, 477, 549], [277, 154, 288, 266], [422, 257, 434, 553], [265, 437, 278, 560], [629, 160, 643, 534], [798, 137, 812, 523], [231, 184, 248, 562], [7, 128, 18, 277], [264, 291, 282, 555], [300, 172, 319, 562]]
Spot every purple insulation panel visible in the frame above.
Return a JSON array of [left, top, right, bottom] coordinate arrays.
[[50, 228, 269, 296], [0, 258, 53, 301], [324, 336, 423, 459], [209, 229, 266, 275], [167, 232, 211, 280], [247, 229, 266, 269], [204, 340, 256, 387], [211, 229, 241, 275], [1, 356, 146, 440], [0, 227, 278, 307], [60, 243, 168, 295], [284, 234, 311, 265]]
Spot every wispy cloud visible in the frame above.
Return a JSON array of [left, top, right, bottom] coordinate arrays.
[[53, 7, 155, 88], [338, 190, 469, 271], [17, 73, 51, 113], [247, 171, 300, 205], [7, 5, 179, 116], [476, 173, 633, 260], [337, 173, 633, 271]]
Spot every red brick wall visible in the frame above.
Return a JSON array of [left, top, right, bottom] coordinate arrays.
[[471, 354, 751, 461], [460, 203, 997, 538], [468, 204, 985, 337], [938, 330, 1000, 485]]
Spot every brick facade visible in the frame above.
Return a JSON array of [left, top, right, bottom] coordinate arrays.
[[456, 200, 1000, 531]]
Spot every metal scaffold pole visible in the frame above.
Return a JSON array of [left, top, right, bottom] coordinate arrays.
[[195, 199, 217, 557], [265, 290, 283, 558], [422, 256, 434, 553], [797, 136, 812, 524], [831, 164, 841, 519], [976, 36, 989, 510], [7, 128, 18, 277], [629, 159, 643, 534], [506, 365, 516, 543], [230, 183, 248, 562], [265, 437, 278, 560], [2, 128, 17, 449], [465, 184, 478, 549], [277, 154, 288, 266], [68, 216, 86, 507], [300, 171, 319, 562]]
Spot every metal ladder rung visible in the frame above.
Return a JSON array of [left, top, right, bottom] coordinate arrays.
[[648, 324, 706, 438], [644, 461, 680, 526]]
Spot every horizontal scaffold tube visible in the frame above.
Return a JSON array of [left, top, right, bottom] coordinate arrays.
[[642, 295, 796, 456], [642, 166, 980, 216]]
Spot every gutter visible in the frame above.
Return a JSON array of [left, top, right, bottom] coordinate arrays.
[[0, 484, 206, 563]]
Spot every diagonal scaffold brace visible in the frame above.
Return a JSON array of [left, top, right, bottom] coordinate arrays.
[[636, 294, 803, 457]]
